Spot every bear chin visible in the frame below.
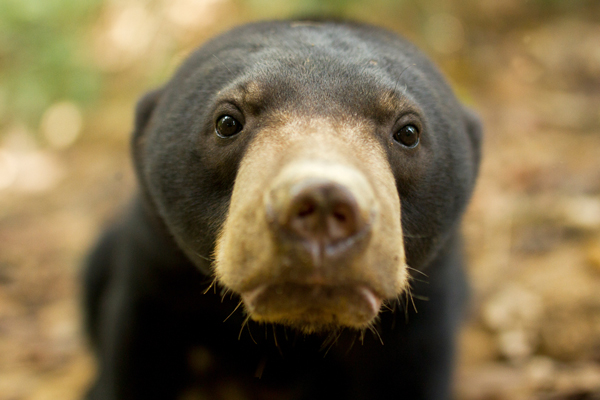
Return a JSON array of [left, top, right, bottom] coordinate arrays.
[[242, 282, 383, 333]]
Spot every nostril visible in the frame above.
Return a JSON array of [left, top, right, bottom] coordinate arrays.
[[332, 203, 351, 223], [296, 199, 317, 218], [333, 212, 346, 222], [288, 196, 321, 239], [328, 202, 357, 241]]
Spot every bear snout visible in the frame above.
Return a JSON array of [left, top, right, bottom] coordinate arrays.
[[214, 123, 407, 331]]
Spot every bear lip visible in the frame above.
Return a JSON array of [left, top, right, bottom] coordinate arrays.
[[240, 282, 383, 331]]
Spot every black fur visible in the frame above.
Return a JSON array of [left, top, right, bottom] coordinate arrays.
[[83, 20, 482, 400]]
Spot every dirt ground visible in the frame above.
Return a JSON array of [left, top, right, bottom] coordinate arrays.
[[1, 2, 600, 400]]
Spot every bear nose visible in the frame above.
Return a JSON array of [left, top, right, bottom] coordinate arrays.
[[286, 182, 363, 243], [265, 161, 377, 264], [267, 176, 374, 252]]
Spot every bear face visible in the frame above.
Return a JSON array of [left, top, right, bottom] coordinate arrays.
[[132, 21, 481, 333]]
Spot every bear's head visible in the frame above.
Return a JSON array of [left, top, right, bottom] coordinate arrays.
[[132, 21, 481, 333]]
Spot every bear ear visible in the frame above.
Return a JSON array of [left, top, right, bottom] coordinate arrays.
[[463, 107, 483, 170], [133, 88, 164, 141], [132, 88, 164, 176]]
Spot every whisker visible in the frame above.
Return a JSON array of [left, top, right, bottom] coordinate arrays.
[[406, 266, 428, 278], [381, 301, 394, 312], [320, 329, 340, 351], [271, 325, 285, 357], [322, 330, 343, 357], [247, 321, 257, 344], [407, 285, 418, 314], [238, 316, 251, 340], [393, 64, 415, 95], [220, 288, 231, 303], [402, 289, 410, 323], [223, 300, 243, 322], [400, 296, 409, 323], [212, 54, 234, 75], [272, 325, 280, 349], [369, 325, 384, 345], [346, 332, 358, 354], [193, 251, 214, 262], [202, 278, 217, 295], [389, 299, 399, 329]]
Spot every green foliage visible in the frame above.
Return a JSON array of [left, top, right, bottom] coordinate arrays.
[[240, 0, 359, 19], [0, 0, 102, 130]]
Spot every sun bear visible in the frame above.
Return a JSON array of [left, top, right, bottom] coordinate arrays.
[[83, 20, 482, 400]]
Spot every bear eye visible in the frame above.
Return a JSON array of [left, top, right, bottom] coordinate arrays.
[[215, 115, 243, 138], [393, 124, 420, 148]]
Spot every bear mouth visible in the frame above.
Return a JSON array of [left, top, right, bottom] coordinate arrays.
[[241, 282, 382, 332]]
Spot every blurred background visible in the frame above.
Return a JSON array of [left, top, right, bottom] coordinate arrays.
[[1, 0, 600, 399]]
